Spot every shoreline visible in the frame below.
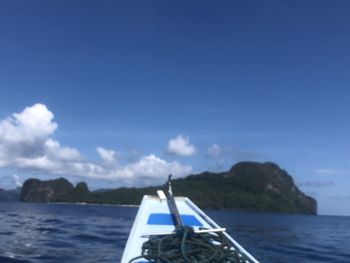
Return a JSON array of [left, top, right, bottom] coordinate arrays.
[[43, 201, 139, 208], [55, 202, 139, 208], [18, 201, 318, 216]]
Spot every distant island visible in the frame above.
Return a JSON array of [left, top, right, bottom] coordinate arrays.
[[0, 187, 21, 201], [19, 161, 317, 214]]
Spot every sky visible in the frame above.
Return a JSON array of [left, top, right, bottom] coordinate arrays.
[[0, 0, 350, 215]]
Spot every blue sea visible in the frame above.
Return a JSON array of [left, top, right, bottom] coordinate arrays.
[[0, 202, 349, 263]]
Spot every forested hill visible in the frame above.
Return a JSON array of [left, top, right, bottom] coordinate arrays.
[[20, 161, 317, 214]]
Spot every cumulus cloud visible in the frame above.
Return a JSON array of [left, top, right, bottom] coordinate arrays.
[[0, 104, 192, 185], [0, 104, 58, 166], [167, 135, 196, 156], [121, 155, 192, 179], [42, 154, 192, 183], [45, 139, 81, 161], [97, 147, 118, 164], [12, 174, 22, 187], [0, 104, 79, 170], [0, 104, 57, 141]]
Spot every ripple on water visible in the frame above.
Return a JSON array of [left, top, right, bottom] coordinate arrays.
[[0, 256, 32, 263], [34, 227, 66, 234], [0, 231, 15, 236], [41, 218, 64, 225], [1, 202, 350, 263], [71, 233, 120, 244], [6, 213, 19, 217]]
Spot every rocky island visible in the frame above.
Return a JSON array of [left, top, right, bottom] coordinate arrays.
[[20, 161, 317, 214]]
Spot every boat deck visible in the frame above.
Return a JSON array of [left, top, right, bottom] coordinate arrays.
[[121, 195, 259, 263]]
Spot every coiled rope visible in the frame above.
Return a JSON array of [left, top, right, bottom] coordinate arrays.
[[129, 225, 247, 263]]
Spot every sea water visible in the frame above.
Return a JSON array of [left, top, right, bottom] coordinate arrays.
[[0, 202, 349, 263]]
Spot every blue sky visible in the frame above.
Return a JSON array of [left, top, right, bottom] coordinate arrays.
[[0, 0, 350, 215]]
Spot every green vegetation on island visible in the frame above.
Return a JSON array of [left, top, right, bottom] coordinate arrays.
[[20, 161, 317, 214]]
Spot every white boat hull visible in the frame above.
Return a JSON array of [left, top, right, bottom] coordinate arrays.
[[121, 195, 259, 263]]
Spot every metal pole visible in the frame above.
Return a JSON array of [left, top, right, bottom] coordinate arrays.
[[165, 174, 184, 227]]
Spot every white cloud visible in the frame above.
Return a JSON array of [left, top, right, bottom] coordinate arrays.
[[96, 147, 117, 164], [120, 154, 192, 179], [0, 104, 192, 185], [12, 174, 22, 187], [167, 135, 196, 156], [45, 139, 81, 161], [0, 104, 80, 170], [0, 103, 57, 144], [62, 154, 192, 182], [0, 104, 58, 165], [15, 156, 60, 171]]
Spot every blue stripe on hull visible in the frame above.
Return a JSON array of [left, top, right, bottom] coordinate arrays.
[[147, 213, 203, 226]]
